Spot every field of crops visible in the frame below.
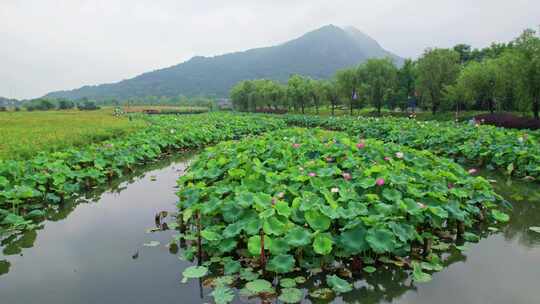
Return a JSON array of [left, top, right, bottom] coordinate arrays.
[[0, 109, 146, 159], [123, 105, 209, 114], [1, 112, 538, 303]]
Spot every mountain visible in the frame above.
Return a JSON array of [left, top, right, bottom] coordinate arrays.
[[45, 25, 403, 100]]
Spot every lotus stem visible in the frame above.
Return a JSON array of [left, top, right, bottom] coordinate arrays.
[[351, 256, 363, 272], [196, 210, 203, 265], [457, 221, 465, 236], [260, 229, 266, 271], [423, 237, 433, 257], [477, 204, 486, 222]]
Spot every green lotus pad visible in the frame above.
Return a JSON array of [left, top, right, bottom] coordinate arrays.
[[176, 128, 508, 302]]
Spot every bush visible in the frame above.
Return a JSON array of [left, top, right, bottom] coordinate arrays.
[[58, 99, 75, 110], [474, 112, 540, 130], [253, 108, 288, 114], [0, 106, 6, 112], [77, 101, 100, 111], [24, 99, 56, 111]]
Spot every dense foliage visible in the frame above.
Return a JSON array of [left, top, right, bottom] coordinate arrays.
[[0, 114, 284, 235], [231, 28, 540, 119], [176, 128, 506, 302], [283, 115, 540, 180], [415, 48, 461, 114], [22, 98, 99, 111], [77, 100, 100, 111]]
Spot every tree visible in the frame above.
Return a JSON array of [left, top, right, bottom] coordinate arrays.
[[398, 59, 416, 96], [25, 99, 56, 111], [322, 80, 341, 116], [415, 48, 461, 114], [336, 68, 359, 115], [358, 58, 398, 115], [391, 59, 416, 110], [443, 79, 468, 116], [261, 80, 286, 110], [470, 42, 514, 62], [250, 79, 269, 110], [287, 75, 311, 114], [453, 44, 472, 64], [230, 81, 254, 111], [58, 99, 75, 110], [513, 28, 540, 119], [309, 79, 326, 114], [491, 50, 522, 112], [453, 60, 500, 113], [78, 100, 100, 111]]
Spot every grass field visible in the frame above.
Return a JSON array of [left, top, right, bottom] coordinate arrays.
[[121, 105, 208, 113], [0, 108, 146, 160]]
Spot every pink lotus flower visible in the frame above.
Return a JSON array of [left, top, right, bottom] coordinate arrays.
[[376, 178, 385, 186], [331, 187, 339, 193], [395, 152, 404, 159], [271, 198, 276, 205], [292, 143, 301, 149], [356, 141, 366, 149], [468, 168, 477, 175], [417, 202, 426, 209], [277, 192, 285, 198], [342, 172, 352, 180], [384, 156, 391, 161], [325, 157, 334, 162], [448, 183, 454, 189], [308, 172, 316, 177]]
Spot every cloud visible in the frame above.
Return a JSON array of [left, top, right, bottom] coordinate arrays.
[[0, 0, 538, 99]]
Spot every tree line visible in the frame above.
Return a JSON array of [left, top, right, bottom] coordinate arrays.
[[230, 28, 540, 119], [1, 95, 221, 112], [21, 98, 100, 111]]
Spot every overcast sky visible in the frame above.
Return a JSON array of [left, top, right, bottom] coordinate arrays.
[[1, 0, 538, 99]]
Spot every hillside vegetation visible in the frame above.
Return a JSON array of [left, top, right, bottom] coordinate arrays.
[[44, 25, 402, 100]]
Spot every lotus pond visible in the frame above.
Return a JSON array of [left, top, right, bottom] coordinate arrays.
[[1, 113, 539, 303], [0, 150, 538, 304]]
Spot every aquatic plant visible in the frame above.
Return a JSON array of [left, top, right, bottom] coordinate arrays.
[[283, 115, 540, 181], [176, 128, 508, 302], [0, 114, 285, 235]]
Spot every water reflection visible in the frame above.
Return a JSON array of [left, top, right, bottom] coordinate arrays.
[[0, 153, 192, 277], [0, 156, 538, 304], [490, 176, 540, 248]]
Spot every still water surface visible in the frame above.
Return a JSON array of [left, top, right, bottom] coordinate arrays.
[[0, 157, 539, 304]]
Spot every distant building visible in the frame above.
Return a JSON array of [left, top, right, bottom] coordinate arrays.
[[216, 98, 232, 109], [0, 97, 16, 108]]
